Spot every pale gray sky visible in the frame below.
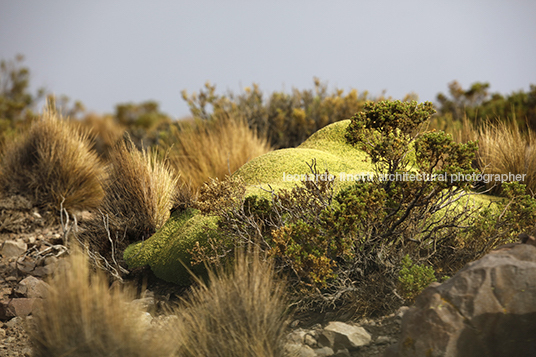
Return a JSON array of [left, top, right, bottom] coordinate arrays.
[[1, 0, 535, 118]]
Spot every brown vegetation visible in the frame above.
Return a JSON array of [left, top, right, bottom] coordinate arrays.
[[0, 106, 105, 211], [80, 113, 125, 159], [174, 250, 290, 357], [448, 118, 536, 193], [476, 120, 536, 193], [160, 115, 271, 190], [28, 248, 289, 357], [28, 250, 176, 357], [81, 136, 178, 266]]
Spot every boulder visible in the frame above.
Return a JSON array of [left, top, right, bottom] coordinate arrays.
[[2, 240, 27, 258], [386, 243, 536, 357], [16, 256, 36, 274], [13, 276, 49, 299], [314, 346, 335, 356], [319, 321, 372, 351], [5, 298, 40, 318], [285, 343, 317, 357]]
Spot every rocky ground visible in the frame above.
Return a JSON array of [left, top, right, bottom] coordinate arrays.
[[0, 195, 404, 357]]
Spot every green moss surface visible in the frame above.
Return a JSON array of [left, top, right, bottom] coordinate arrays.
[[234, 120, 372, 195], [124, 208, 219, 285], [124, 120, 375, 284]]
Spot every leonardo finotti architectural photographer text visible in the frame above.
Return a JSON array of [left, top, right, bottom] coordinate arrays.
[[282, 172, 527, 183]]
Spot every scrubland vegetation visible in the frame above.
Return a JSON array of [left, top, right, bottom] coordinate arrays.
[[29, 248, 177, 357], [30, 248, 287, 357], [1, 55, 536, 354]]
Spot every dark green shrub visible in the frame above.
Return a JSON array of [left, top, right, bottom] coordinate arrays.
[[454, 182, 536, 259], [193, 100, 536, 317], [435, 80, 536, 130], [397, 254, 437, 303]]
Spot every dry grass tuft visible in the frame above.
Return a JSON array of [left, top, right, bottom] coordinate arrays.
[[28, 249, 290, 357], [0, 105, 105, 211], [80, 113, 126, 159], [478, 121, 536, 193], [28, 249, 177, 357], [454, 118, 536, 193], [174, 250, 290, 357], [161, 115, 271, 190], [81, 136, 178, 262]]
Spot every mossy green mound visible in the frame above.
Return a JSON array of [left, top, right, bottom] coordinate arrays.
[[124, 120, 496, 285], [234, 120, 372, 194], [124, 208, 219, 285], [124, 120, 373, 283]]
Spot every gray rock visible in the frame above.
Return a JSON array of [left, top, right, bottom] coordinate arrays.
[[5, 298, 39, 318], [317, 330, 335, 348], [4, 316, 23, 329], [139, 311, 153, 328], [131, 296, 155, 312], [285, 343, 317, 357], [21, 346, 33, 357], [287, 328, 308, 344], [396, 306, 409, 319], [304, 333, 318, 348], [333, 349, 351, 357], [16, 257, 36, 275], [2, 240, 27, 258], [314, 346, 334, 356], [319, 321, 371, 350], [13, 276, 49, 299], [30, 265, 54, 277], [388, 243, 536, 357], [44, 256, 58, 266], [376, 335, 394, 345]]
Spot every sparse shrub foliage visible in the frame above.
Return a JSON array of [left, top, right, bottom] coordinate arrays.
[[182, 79, 378, 149]]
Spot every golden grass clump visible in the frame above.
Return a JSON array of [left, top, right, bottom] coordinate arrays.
[[174, 250, 290, 357], [161, 115, 271, 190], [81, 136, 178, 263], [28, 250, 290, 357], [452, 118, 536, 193], [477, 120, 536, 193], [80, 113, 126, 159], [0, 106, 104, 211], [28, 249, 176, 357]]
